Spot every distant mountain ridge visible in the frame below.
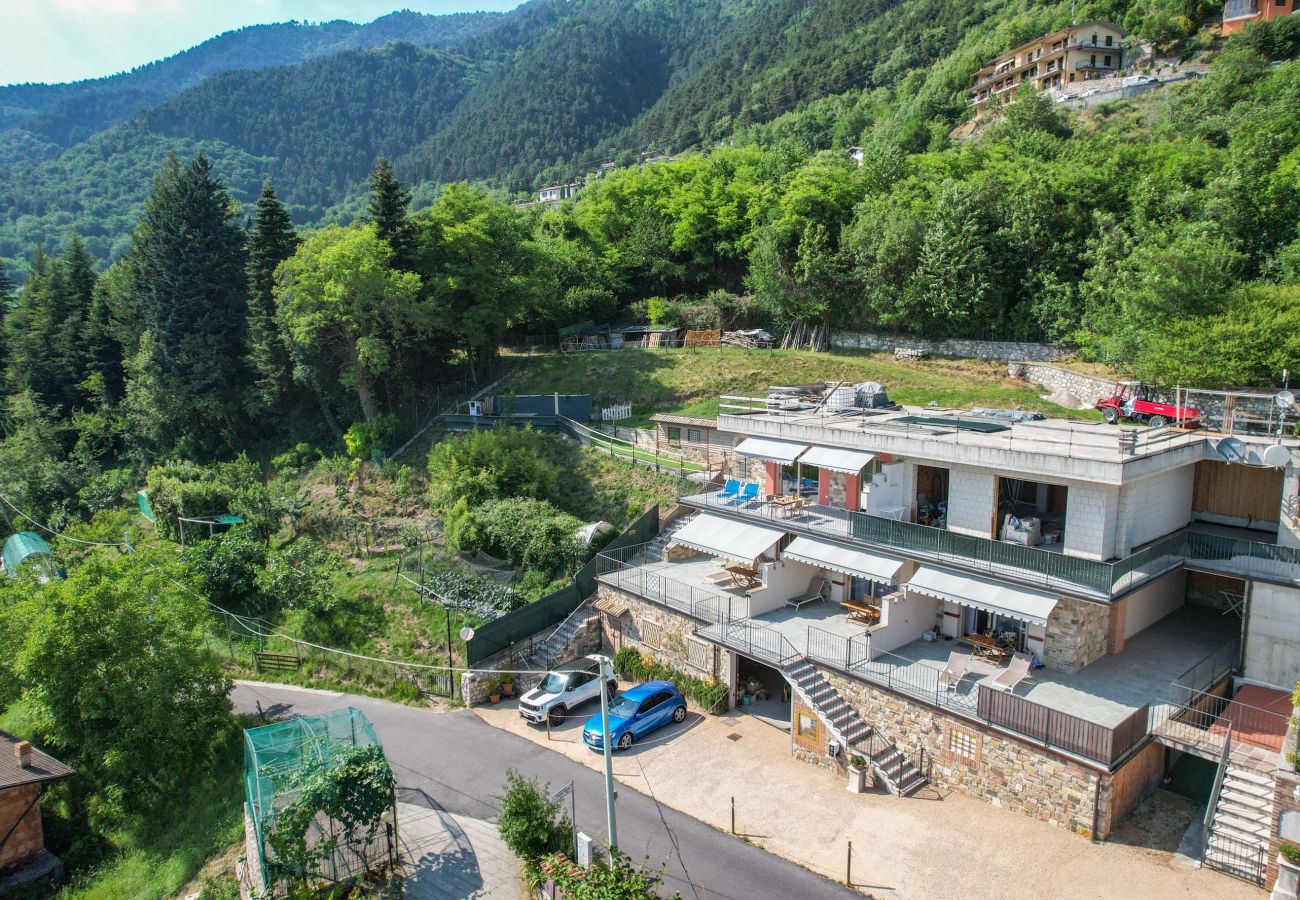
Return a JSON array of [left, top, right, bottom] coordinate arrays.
[[0, 9, 505, 161]]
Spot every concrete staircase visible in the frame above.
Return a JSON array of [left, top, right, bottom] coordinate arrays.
[[524, 602, 598, 671], [643, 515, 690, 562], [784, 659, 926, 797], [1203, 761, 1273, 885]]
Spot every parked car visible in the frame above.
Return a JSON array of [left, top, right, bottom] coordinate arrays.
[[518, 659, 617, 727], [582, 680, 687, 751]]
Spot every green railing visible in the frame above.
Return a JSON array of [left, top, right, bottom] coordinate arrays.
[[465, 505, 659, 664]]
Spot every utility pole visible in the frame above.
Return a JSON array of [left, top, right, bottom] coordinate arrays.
[[588, 653, 618, 851]]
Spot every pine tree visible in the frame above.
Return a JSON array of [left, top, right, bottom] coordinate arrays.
[[245, 181, 299, 416], [122, 153, 249, 457], [366, 157, 417, 268], [0, 264, 14, 305]]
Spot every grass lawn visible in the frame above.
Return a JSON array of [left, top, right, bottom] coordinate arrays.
[[500, 348, 1103, 424]]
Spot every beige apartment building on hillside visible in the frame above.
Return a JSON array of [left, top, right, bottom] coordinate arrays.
[[971, 21, 1127, 110]]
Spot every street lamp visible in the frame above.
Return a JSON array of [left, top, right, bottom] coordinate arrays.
[[586, 653, 618, 852]]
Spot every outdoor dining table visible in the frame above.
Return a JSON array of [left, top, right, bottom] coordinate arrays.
[[770, 495, 805, 518], [725, 564, 761, 588], [964, 632, 1014, 664]]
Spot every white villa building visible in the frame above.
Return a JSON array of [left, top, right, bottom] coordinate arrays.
[[592, 393, 1300, 889]]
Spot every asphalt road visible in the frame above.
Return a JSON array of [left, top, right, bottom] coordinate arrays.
[[233, 681, 859, 900]]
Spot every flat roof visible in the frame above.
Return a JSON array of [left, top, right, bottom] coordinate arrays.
[[651, 413, 719, 428]]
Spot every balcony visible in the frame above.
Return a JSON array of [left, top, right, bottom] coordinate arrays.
[[1076, 59, 1120, 71], [680, 489, 1300, 597]]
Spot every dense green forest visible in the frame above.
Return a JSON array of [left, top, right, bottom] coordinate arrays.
[[0, 9, 503, 161]]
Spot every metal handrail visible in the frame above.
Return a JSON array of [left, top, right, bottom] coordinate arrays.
[[1202, 721, 1233, 863]]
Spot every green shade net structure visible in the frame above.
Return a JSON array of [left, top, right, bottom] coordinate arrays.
[[3, 531, 53, 579], [243, 707, 396, 892], [136, 490, 156, 521]]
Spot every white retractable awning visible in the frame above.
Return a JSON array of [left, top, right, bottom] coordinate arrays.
[[904, 565, 1059, 626], [798, 446, 876, 474], [671, 514, 787, 565], [782, 537, 904, 583], [733, 437, 809, 465]]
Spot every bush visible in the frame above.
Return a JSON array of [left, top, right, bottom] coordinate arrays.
[[343, 413, 399, 460], [539, 850, 671, 899], [613, 647, 728, 713], [181, 527, 268, 609], [496, 770, 571, 863], [76, 466, 133, 517], [145, 456, 281, 542], [453, 497, 584, 575], [254, 539, 339, 615], [427, 427, 560, 509]]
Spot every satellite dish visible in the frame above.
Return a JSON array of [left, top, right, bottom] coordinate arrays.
[[1215, 437, 1247, 463], [1262, 444, 1292, 469], [459, 626, 475, 642], [1244, 449, 1264, 467], [1276, 391, 1295, 410]]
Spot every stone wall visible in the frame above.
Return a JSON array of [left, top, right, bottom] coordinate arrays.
[[817, 664, 1107, 835], [831, 332, 1062, 361], [1043, 596, 1109, 673], [1007, 362, 1113, 408], [460, 610, 603, 705], [598, 585, 726, 682], [0, 784, 44, 870], [1268, 717, 1300, 891]]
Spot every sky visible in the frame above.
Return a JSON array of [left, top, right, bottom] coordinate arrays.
[[0, 0, 522, 86]]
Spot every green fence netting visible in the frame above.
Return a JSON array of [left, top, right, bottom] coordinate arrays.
[[466, 504, 660, 664], [243, 707, 396, 893], [136, 490, 156, 521], [2, 531, 53, 578]]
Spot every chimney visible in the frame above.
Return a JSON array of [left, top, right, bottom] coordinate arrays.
[[14, 741, 32, 769]]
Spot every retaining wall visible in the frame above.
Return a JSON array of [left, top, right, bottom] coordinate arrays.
[[831, 332, 1062, 362]]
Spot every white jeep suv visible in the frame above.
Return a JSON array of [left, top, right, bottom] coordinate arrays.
[[518, 660, 617, 727]]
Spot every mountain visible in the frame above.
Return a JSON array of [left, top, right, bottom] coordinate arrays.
[[0, 10, 504, 164]]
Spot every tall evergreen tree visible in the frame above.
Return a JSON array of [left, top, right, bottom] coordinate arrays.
[[366, 157, 417, 268], [245, 181, 300, 416], [0, 264, 14, 306], [121, 154, 249, 458]]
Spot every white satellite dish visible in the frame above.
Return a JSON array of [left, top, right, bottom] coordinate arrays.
[[1215, 437, 1247, 463], [1262, 444, 1292, 469], [1275, 390, 1295, 409], [459, 626, 476, 642]]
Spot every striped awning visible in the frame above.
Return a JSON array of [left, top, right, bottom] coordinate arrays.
[[733, 437, 809, 465], [798, 446, 875, 474], [904, 565, 1059, 626], [782, 537, 904, 583], [671, 514, 786, 564], [595, 597, 629, 617]]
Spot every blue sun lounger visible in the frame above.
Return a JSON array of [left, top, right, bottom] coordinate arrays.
[[716, 479, 741, 501]]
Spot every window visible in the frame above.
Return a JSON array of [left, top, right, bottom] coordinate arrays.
[[1105, 35, 1113, 46], [1090, 54, 1097, 66], [687, 638, 711, 672], [950, 729, 979, 761], [1091, 32, 1098, 44], [1104, 55, 1112, 66], [640, 620, 662, 649], [686, 428, 702, 443]]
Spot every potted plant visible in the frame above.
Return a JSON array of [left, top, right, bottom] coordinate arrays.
[[846, 754, 868, 794], [483, 676, 501, 705], [501, 675, 514, 696], [1277, 842, 1300, 900]]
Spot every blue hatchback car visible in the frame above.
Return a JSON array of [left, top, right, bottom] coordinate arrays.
[[582, 680, 687, 751]]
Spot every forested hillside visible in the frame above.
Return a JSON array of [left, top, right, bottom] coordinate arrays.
[[0, 9, 503, 161]]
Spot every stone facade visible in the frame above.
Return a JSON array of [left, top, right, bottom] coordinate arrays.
[[460, 612, 603, 705], [0, 784, 45, 870], [1269, 723, 1300, 892], [598, 586, 727, 682], [831, 332, 1062, 362], [817, 663, 1112, 835], [1043, 595, 1109, 673]]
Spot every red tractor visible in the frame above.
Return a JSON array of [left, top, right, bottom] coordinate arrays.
[[1096, 380, 1201, 428]]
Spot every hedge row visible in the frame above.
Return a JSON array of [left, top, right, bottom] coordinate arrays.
[[613, 646, 728, 714]]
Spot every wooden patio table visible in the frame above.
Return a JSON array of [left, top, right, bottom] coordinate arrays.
[[725, 564, 760, 588], [964, 632, 1013, 664]]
